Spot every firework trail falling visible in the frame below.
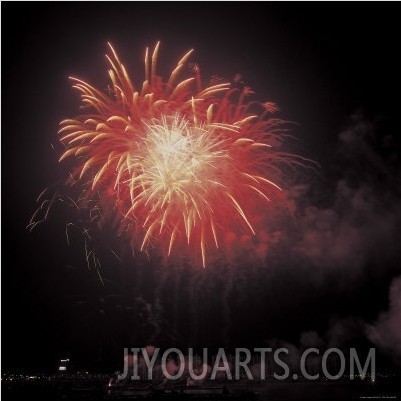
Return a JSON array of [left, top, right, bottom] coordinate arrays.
[[47, 42, 305, 267]]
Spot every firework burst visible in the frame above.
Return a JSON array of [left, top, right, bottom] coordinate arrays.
[[52, 42, 302, 267]]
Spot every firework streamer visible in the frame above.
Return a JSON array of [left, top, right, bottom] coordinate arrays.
[[51, 41, 308, 267], [171, 264, 181, 339], [188, 268, 202, 347], [221, 264, 234, 349]]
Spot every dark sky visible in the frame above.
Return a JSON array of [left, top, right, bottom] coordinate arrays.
[[2, 2, 401, 372]]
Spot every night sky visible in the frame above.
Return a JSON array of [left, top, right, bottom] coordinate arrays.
[[2, 2, 401, 372]]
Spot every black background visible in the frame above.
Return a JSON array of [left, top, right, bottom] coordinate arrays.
[[2, 2, 401, 372]]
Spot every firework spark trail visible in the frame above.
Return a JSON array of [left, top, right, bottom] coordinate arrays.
[[55, 42, 304, 267]]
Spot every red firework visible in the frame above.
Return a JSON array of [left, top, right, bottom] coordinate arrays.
[[55, 42, 298, 267]]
